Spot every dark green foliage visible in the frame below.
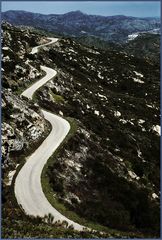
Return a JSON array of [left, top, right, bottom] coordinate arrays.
[[2, 21, 160, 238], [34, 37, 160, 237]]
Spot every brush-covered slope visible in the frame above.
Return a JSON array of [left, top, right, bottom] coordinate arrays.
[[2, 22, 160, 238], [35, 36, 160, 236]]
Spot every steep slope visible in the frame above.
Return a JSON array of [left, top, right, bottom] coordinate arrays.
[[123, 33, 160, 64], [1, 22, 50, 176], [74, 32, 160, 65], [15, 39, 86, 230], [35, 37, 160, 236], [2, 10, 160, 43], [2, 22, 160, 238], [2, 22, 122, 238]]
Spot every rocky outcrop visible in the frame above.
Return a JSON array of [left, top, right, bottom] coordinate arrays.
[[1, 22, 48, 176], [2, 89, 45, 170], [2, 22, 47, 91]]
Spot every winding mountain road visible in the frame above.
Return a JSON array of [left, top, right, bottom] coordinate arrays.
[[21, 66, 57, 100], [30, 37, 58, 54], [15, 38, 85, 231]]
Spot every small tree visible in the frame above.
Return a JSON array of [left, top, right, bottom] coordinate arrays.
[[68, 224, 74, 230], [47, 213, 54, 224], [43, 213, 54, 224], [61, 220, 68, 228]]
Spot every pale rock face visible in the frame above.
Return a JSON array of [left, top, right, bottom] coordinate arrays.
[[59, 111, 63, 116], [2, 122, 15, 138], [128, 33, 139, 41], [98, 72, 104, 79], [80, 128, 90, 139], [152, 193, 159, 199], [152, 125, 161, 136], [2, 89, 46, 168], [97, 93, 107, 100], [128, 170, 140, 180], [138, 119, 145, 125], [94, 110, 100, 116], [86, 104, 90, 109], [133, 78, 144, 84], [146, 104, 154, 108], [3, 55, 10, 62], [114, 111, 121, 117], [64, 192, 81, 205], [6, 170, 16, 186], [9, 139, 24, 151], [133, 71, 144, 78], [2, 46, 10, 50], [137, 149, 142, 158], [119, 119, 127, 124]]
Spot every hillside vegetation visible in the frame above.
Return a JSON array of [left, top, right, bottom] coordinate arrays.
[[2, 21, 160, 238]]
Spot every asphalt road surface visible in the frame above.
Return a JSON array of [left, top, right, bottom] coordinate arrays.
[[15, 38, 85, 231]]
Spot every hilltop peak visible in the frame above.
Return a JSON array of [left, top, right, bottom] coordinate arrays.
[[63, 10, 85, 15], [2, 10, 160, 43]]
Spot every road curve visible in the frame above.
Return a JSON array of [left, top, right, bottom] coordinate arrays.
[[21, 66, 57, 100], [14, 38, 85, 231], [31, 37, 58, 54]]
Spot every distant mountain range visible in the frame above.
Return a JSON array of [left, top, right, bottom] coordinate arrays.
[[2, 10, 160, 43]]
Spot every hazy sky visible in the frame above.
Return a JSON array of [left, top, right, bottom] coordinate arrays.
[[2, 1, 161, 17]]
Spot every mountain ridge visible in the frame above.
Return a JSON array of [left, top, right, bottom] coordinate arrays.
[[2, 10, 160, 43], [3, 10, 160, 19]]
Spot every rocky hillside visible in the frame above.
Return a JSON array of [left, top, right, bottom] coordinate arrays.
[[123, 33, 160, 64], [2, 22, 160, 238], [1, 22, 52, 230], [74, 32, 160, 65], [35, 37, 160, 236], [1, 22, 52, 172], [2, 10, 160, 43]]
